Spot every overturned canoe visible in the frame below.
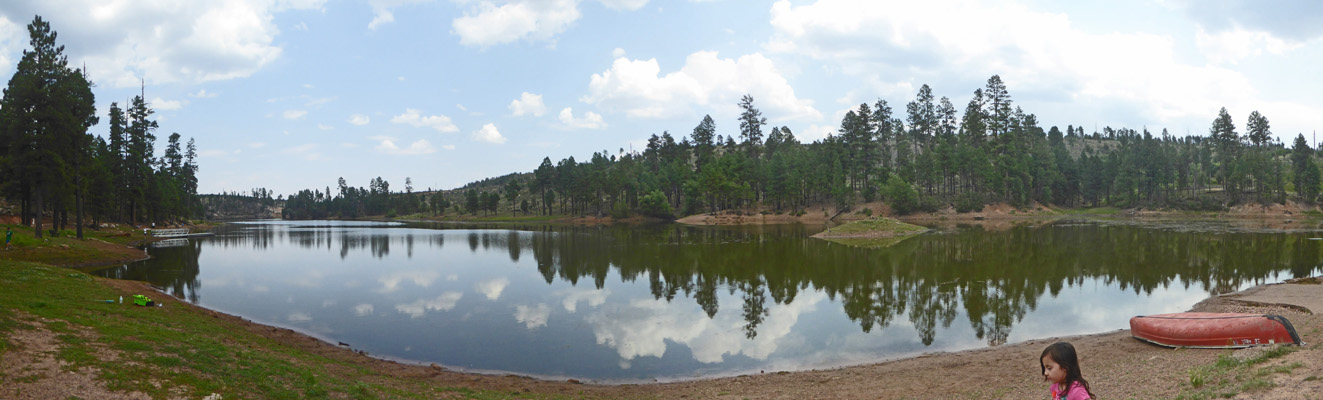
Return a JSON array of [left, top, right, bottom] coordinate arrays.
[[1130, 312, 1302, 349]]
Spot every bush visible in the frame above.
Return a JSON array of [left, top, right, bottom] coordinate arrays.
[[860, 207, 873, 217], [955, 192, 984, 213], [862, 184, 878, 203], [917, 196, 942, 213], [611, 201, 632, 219], [883, 175, 919, 215], [638, 190, 674, 219]]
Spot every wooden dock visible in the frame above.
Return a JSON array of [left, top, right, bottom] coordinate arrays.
[[148, 229, 214, 238]]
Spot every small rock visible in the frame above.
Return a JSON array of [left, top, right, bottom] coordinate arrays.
[[567, 379, 581, 384], [430, 363, 441, 370]]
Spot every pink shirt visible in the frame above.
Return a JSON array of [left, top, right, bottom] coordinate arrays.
[[1050, 381, 1091, 400]]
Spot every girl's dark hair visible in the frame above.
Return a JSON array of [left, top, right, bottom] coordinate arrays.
[[1040, 342, 1094, 399]]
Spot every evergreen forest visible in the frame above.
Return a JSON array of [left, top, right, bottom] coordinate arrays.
[[283, 74, 1321, 220], [0, 16, 201, 238]]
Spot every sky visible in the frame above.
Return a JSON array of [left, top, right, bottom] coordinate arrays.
[[0, 0, 1320, 196]]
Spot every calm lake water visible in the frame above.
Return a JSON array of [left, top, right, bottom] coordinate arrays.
[[92, 219, 1323, 382]]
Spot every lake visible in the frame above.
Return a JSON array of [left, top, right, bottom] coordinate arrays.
[[91, 218, 1323, 382]]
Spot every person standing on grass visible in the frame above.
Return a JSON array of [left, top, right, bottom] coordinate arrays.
[[5, 227, 12, 250]]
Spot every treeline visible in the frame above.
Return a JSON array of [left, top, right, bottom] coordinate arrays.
[[282, 75, 1320, 220], [282, 177, 454, 219], [0, 16, 200, 238], [477, 77, 1318, 217]]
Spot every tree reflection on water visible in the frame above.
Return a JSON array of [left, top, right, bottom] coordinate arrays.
[[94, 219, 1323, 346]]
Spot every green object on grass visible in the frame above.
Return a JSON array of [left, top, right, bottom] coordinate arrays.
[[133, 294, 151, 306]]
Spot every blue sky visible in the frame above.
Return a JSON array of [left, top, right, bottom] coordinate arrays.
[[1, 0, 1320, 196]]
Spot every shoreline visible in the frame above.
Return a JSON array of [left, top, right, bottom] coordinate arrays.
[[4, 218, 1321, 398], [107, 263, 1323, 398]]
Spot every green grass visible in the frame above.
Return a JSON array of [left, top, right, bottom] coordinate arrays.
[[814, 218, 929, 248], [822, 217, 927, 236], [0, 259, 551, 399], [1057, 207, 1122, 216], [1170, 346, 1302, 400]]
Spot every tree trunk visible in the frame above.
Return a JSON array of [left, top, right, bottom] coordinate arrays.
[[33, 189, 44, 239], [75, 168, 85, 239]]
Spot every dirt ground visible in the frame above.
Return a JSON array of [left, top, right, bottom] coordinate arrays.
[[4, 276, 1319, 399]]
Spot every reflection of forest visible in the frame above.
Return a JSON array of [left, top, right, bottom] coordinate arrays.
[[96, 240, 204, 304], [98, 220, 1323, 347]]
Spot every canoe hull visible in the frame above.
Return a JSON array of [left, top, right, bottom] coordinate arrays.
[[1130, 312, 1302, 349]]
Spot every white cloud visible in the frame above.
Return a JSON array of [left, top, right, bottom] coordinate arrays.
[[287, 312, 312, 322], [282, 143, 320, 160], [189, 89, 218, 98], [248, 142, 267, 148], [0, 17, 22, 69], [348, 114, 371, 126], [305, 96, 336, 107], [442, 144, 456, 150], [369, 11, 394, 30], [292, 21, 308, 31], [509, 92, 547, 116], [151, 97, 185, 111], [283, 110, 307, 120], [612, 47, 626, 58], [471, 123, 507, 144], [1195, 27, 1301, 65], [763, 0, 1267, 129], [583, 51, 821, 121], [317, 123, 334, 130], [395, 292, 463, 318], [391, 108, 459, 133], [451, 0, 581, 47], [558, 107, 606, 129], [366, 0, 429, 30], [474, 277, 510, 300], [514, 303, 551, 329], [373, 137, 438, 155], [0, 1, 323, 88], [352, 303, 374, 316], [598, 0, 649, 11]]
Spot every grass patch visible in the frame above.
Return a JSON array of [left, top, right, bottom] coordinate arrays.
[[813, 217, 928, 248], [1, 223, 152, 267], [0, 259, 549, 399], [1172, 346, 1301, 399], [1057, 207, 1123, 215], [819, 217, 927, 236]]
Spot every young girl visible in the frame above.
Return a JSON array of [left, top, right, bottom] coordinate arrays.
[[1040, 342, 1094, 400]]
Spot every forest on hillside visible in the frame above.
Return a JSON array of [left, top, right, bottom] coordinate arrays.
[[283, 75, 1321, 220], [0, 16, 201, 237]]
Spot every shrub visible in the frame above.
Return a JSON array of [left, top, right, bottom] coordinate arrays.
[[955, 192, 984, 213], [883, 175, 919, 215], [638, 190, 673, 219], [611, 201, 632, 219], [917, 196, 942, 213], [861, 208, 873, 217]]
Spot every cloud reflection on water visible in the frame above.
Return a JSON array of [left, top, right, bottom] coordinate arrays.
[[395, 292, 464, 318], [586, 292, 825, 364], [475, 277, 510, 300], [514, 303, 551, 329]]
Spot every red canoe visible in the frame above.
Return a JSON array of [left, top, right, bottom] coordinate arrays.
[[1130, 313, 1303, 349]]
